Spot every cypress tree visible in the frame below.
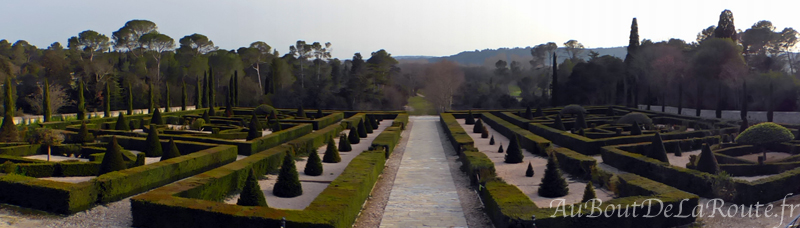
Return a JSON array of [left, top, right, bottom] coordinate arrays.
[[338, 134, 352, 152], [465, 110, 475, 124], [144, 124, 163, 157], [582, 182, 597, 203], [127, 82, 133, 115], [148, 84, 154, 114], [181, 81, 187, 111], [551, 52, 558, 107], [489, 135, 495, 145], [203, 72, 209, 108], [151, 108, 164, 125], [209, 68, 215, 115], [99, 136, 127, 175], [0, 77, 18, 142], [304, 149, 323, 176], [538, 155, 569, 197], [164, 82, 170, 113], [524, 106, 533, 119], [238, 169, 268, 207], [357, 119, 367, 138], [202, 110, 210, 123], [160, 138, 181, 161], [43, 79, 51, 122], [322, 136, 341, 163], [247, 113, 262, 140], [525, 162, 534, 177], [115, 113, 130, 131], [695, 83, 702, 117], [768, 82, 774, 122], [348, 127, 360, 144], [715, 84, 722, 119], [78, 121, 94, 144], [696, 143, 719, 174], [273, 151, 303, 197], [196, 76, 203, 109], [625, 18, 640, 107], [504, 134, 523, 163], [227, 74, 233, 109], [741, 81, 747, 121], [225, 92, 233, 117], [234, 70, 239, 106], [554, 114, 565, 131], [648, 132, 669, 163], [77, 79, 85, 120], [104, 83, 111, 117], [473, 119, 483, 133]]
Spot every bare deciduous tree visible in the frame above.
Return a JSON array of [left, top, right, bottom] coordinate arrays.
[[424, 60, 464, 112], [24, 83, 74, 115]]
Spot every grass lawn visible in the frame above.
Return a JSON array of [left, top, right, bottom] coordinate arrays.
[[508, 84, 521, 97], [407, 96, 437, 115]]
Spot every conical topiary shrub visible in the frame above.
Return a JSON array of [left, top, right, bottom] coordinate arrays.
[[316, 109, 323, 119], [304, 149, 323, 176], [202, 110, 210, 123], [348, 127, 360, 144], [648, 132, 669, 163], [357, 119, 367, 138], [538, 155, 569, 197], [368, 115, 378, 129], [575, 111, 588, 129], [473, 119, 484, 133], [465, 110, 475, 124], [481, 126, 489, 138], [297, 106, 305, 118], [489, 136, 495, 145], [498, 144, 504, 153], [674, 143, 683, 157], [696, 143, 719, 174], [273, 151, 303, 197], [338, 134, 352, 152], [247, 113, 262, 140], [582, 182, 597, 203], [144, 124, 163, 157], [99, 136, 127, 175], [526, 162, 534, 177], [322, 137, 341, 163], [160, 138, 181, 161], [151, 108, 164, 125], [631, 121, 642, 135], [535, 106, 544, 117], [115, 113, 130, 131], [78, 122, 94, 144], [237, 169, 268, 207], [554, 115, 565, 131], [365, 118, 374, 134], [524, 106, 533, 119], [504, 134, 523, 163], [134, 153, 145, 167]]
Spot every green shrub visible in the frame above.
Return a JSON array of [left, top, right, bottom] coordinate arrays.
[[160, 138, 181, 161], [559, 104, 585, 115], [525, 162, 534, 177], [357, 119, 367, 138], [2, 161, 17, 173], [535, 107, 544, 117], [481, 126, 489, 138], [151, 108, 164, 125], [115, 113, 130, 131], [296, 106, 305, 118], [465, 110, 475, 124], [696, 143, 719, 174], [735, 122, 793, 146], [674, 143, 683, 157], [617, 112, 653, 125], [473, 119, 483, 133], [202, 110, 210, 122], [98, 136, 127, 175], [78, 122, 94, 144], [498, 144, 504, 153], [247, 113, 262, 141], [144, 125, 163, 157], [538, 155, 568, 197], [648, 132, 669, 163], [524, 106, 533, 119], [316, 109, 323, 119], [631, 121, 642, 135], [322, 137, 341, 163], [504, 134, 523, 163], [304, 149, 323, 176], [575, 112, 588, 129], [368, 115, 378, 129], [582, 182, 597, 203], [237, 169, 268, 207], [365, 119, 374, 134], [348, 127, 360, 144], [254, 104, 276, 116], [338, 134, 352, 152], [489, 135, 495, 145], [134, 153, 145, 167], [190, 118, 205, 131], [554, 114, 565, 131], [273, 151, 302, 197]]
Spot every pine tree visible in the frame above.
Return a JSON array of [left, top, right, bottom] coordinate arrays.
[[104, 83, 111, 117], [526, 162, 534, 177], [504, 134, 524, 163], [247, 113, 262, 140], [43, 79, 51, 122], [538, 155, 569, 197], [489, 135, 495, 145], [473, 119, 484, 133], [238, 169, 268, 207], [648, 132, 669, 163], [181, 81, 187, 111], [144, 124, 163, 157], [196, 76, 203, 109], [273, 151, 303, 197], [465, 110, 475, 124], [115, 113, 130, 131], [77, 79, 85, 120], [78, 121, 94, 144], [0, 77, 18, 142], [554, 114, 565, 131], [524, 106, 533, 119], [99, 136, 127, 175], [127, 82, 133, 115], [151, 108, 164, 125], [582, 182, 597, 203], [697, 143, 719, 174], [357, 119, 367, 138], [348, 127, 360, 144], [304, 149, 323, 176], [164, 82, 170, 113], [338, 134, 352, 152], [322, 137, 341, 163], [160, 138, 182, 161]]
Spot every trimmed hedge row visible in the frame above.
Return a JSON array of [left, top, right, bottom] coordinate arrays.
[[371, 126, 402, 157], [0, 174, 97, 214], [481, 113, 551, 155], [391, 113, 409, 130], [0, 144, 44, 156], [279, 112, 344, 130], [341, 113, 365, 129], [41, 108, 207, 130]]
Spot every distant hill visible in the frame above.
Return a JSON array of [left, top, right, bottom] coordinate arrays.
[[397, 47, 628, 68]]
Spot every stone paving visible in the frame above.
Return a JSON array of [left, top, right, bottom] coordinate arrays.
[[380, 116, 469, 228]]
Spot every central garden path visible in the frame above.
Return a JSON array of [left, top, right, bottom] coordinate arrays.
[[379, 116, 469, 228]]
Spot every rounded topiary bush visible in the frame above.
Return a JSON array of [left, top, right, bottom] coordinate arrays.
[[559, 104, 586, 115], [274, 151, 303, 197], [617, 112, 653, 125], [191, 118, 205, 130], [254, 104, 276, 116], [735, 122, 793, 146]]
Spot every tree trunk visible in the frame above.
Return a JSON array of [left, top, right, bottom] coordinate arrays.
[[253, 64, 262, 90], [47, 145, 51, 162]]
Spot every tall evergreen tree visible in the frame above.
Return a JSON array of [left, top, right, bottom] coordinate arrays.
[[625, 18, 640, 108], [551, 52, 558, 107], [678, 82, 683, 115], [127, 82, 133, 115], [181, 81, 187, 111], [164, 82, 170, 112], [0, 78, 18, 142], [237, 169, 268, 206], [716, 84, 723, 119], [99, 136, 127, 175], [209, 67, 216, 115], [741, 81, 747, 121], [273, 151, 303, 197], [148, 83, 154, 114], [104, 83, 111, 117], [43, 79, 51, 122], [197, 75, 203, 109], [695, 83, 702, 117], [77, 79, 85, 120], [233, 70, 239, 106]]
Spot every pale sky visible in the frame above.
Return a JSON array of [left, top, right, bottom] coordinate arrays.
[[1, 0, 798, 59]]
